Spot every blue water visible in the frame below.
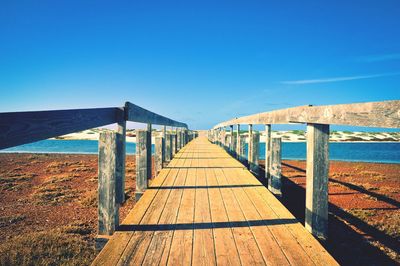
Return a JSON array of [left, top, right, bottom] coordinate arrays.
[[1, 140, 399, 163], [1, 140, 154, 155]]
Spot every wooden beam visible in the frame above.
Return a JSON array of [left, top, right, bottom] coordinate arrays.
[[0, 107, 122, 150], [125, 102, 187, 128], [171, 133, 177, 156], [213, 100, 400, 129], [305, 123, 329, 240], [98, 131, 120, 235], [268, 138, 282, 197]]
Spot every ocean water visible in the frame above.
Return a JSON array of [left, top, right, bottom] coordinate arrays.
[[1, 140, 399, 164]]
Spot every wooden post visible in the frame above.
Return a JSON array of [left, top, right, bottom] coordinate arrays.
[[184, 129, 188, 145], [250, 132, 260, 176], [135, 129, 150, 201], [305, 123, 330, 240], [247, 124, 253, 166], [115, 118, 126, 204], [268, 138, 282, 197], [98, 131, 120, 235], [175, 128, 180, 151], [147, 124, 152, 180], [155, 135, 163, 174], [239, 134, 246, 163], [162, 125, 167, 163], [265, 124, 271, 182], [229, 125, 233, 153], [231, 131, 237, 157], [171, 132, 177, 156], [236, 125, 241, 159], [165, 133, 172, 162]]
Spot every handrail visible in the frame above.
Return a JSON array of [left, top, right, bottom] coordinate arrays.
[[0, 101, 187, 150], [213, 100, 400, 129], [125, 102, 187, 128]]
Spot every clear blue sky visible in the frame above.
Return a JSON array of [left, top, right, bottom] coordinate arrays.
[[1, 1, 399, 130]]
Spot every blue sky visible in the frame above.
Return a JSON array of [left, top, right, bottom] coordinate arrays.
[[0, 1, 399, 130]]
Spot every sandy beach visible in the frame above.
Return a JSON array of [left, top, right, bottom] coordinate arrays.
[[52, 129, 400, 143]]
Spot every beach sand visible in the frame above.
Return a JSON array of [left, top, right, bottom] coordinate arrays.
[[0, 154, 398, 265]]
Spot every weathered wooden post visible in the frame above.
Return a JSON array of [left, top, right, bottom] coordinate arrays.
[[249, 132, 260, 176], [268, 137, 282, 197], [171, 132, 177, 156], [135, 129, 151, 201], [176, 128, 180, 151], [229, 125, 234, 153], [162, 125, 167, 163], [165, 133, 172, 162], [247, 124, 253, 166], [231, 130, 237, 157], [155, 135, 163, 174], [239, 134, 246, 163], [264, 124, 272, 182], [147, 124, 152, 179], [305, 123, 329, 240], [98, 131, 120, 235], [116, 111, 126, 204], [236, 125, 241, 159]]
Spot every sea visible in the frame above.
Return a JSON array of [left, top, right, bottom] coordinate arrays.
[[1, 140, 399, 164]]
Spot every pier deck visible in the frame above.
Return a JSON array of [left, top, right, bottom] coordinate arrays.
[[92, 136, 337, 265]]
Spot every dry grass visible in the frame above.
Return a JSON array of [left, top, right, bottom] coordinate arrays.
[[0, 227, 97, 266], [32, 184, 79, 205], [0, 214, 26, 228], [0, 173, 36, 191], [80, 190, 97, 207]]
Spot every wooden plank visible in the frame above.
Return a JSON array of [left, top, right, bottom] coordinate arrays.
[[215, 166, 265, 265], [139, 155, 189, 265], [228, 168, 315, 265], [98, 131, 120, 235], [219, 168, 290, 265], [167, 145, 198, 265], [268, 138, 282, 197], [306, 123, 330, 240], [213, 100, 400, 128], [116, 147, 188, 265], [92, 156, 178, 266], [0, 107, 122, 150], [206, 157, 241, 265], [125, 102, 187, 128], [192, 157, 216, 265]]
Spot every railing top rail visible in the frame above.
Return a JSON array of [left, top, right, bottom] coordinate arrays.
[[0, 102, 187, 150], [213, 100, 400, 129], [125, 102, 187, 128]]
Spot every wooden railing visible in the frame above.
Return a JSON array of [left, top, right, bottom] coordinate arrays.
[[208, 100, 400, 240], [0, 101, 198, 236]]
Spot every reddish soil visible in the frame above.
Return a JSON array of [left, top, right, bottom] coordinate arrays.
[[0, 154, 399, 265]]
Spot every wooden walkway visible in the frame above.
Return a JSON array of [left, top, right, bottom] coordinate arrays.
[[92, 136, 338, 265]]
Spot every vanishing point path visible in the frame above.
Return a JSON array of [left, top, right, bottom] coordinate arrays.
[[93, 135, 337, 265]]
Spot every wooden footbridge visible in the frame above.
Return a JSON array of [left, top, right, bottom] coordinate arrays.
[[1, 100, 399, 265]]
